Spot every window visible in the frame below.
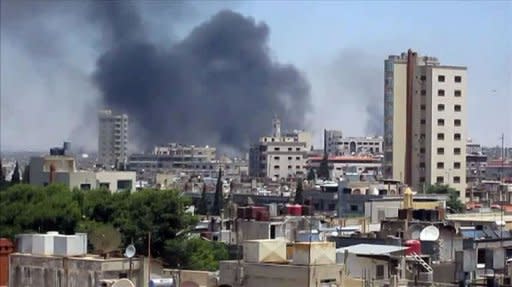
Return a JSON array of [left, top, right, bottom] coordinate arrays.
[[274, 156, 280, 160], [274, 147, 280, 151], [420, 148, 425, 154], [274, 165, 280, 169], [437, 104, 445, 111], [419, 162, 426, 168], [420, 75, 426, 81], [438, 75, 445, 82], [296, 165, 301, 169], [421, 104, 426, 111], [454, 119, 461, 127], [421, 89, 426, 95], [376, 265, 385, 280], [455, 76, 462, 83], [350, 205, 358, 212], [288, 165, 292, 169], [437, 133, 445, 140], [437, 162, 444, 169], [288, 147, 292, 151], [80, 184, 91, 190], [454, 148, 461, 155], [438, 89, 445, 96], [454, 133, 461, 141], [288, 156, 292, 160], [454, 162, 461, 169], [437, 147, 445, 155], [437, 119, 445, 126], [454, 105, 462, 112], [421, 119, 426, 125], [436, 176, 444, 184], [296, 147, 301, 151], [454, 176, 461, 183], [454, 90, 462, 97], [296, 156, 301, 160]]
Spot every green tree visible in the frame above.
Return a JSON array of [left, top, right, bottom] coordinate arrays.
[[211, 168, 223, 215], [306, 168, 316, 181], [0, 184, 81, 238], [163, 238, 229, 271], [10, 161, 20, 184], [317, 153, 330, 180], [426, 184, 465, 213], [295, 179, 304, 204], [22, 164, 30, 184], [196, 184, 208, 215], [113, 189, 197, 258]]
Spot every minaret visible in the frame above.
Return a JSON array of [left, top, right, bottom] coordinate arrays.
[[272, 115, 281, 138]]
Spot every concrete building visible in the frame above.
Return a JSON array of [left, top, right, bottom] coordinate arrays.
[[29, 152, 136, 192], [219, 240, 343, 287], [466, 141, 487, 188], [324, 130, 343, 154], [98, 109, 128, 169], [307, 155, 382, 179], [249, 117, 310, 180], [9, 232, 142, 287], [383, 50, 467, 198], [324, 132, 383, 156], [154, 143, 216, 161]]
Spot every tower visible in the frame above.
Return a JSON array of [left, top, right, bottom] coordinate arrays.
[[272, 115, 281, 138], [384, 50, 467, 199], [98, 109, 128, 169]]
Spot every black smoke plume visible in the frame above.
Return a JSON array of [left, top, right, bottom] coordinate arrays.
[[94, 5, 311, 151]]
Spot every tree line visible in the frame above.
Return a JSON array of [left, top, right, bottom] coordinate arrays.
[[0, 183, 228, 271]]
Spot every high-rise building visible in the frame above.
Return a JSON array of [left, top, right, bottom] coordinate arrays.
[[383, 50, 467, 198], [98, 109, 128, 169]]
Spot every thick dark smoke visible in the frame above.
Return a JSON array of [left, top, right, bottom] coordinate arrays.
[[93, 4, 311, 151]]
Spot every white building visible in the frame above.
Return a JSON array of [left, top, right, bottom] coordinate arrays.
[[249, 117, 310, 180], [29, 155, 136, 192], [383, 50, 467, 197], [98, 109, 128, 169]]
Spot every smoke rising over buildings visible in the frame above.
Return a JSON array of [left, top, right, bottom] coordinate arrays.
[[1, 1, 395, 152], [93, 4, 312, 150]]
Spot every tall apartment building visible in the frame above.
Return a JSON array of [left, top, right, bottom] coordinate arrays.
[[324, 130, 343, 154], [249, 117, 310, 180], [98, 109, 128, 169], [383, 50, 467, 198]]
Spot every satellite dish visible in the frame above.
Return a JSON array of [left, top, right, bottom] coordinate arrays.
[[420, 225, 440, 241], [112, 279, 135, 287], [124, 244, 136, 258]]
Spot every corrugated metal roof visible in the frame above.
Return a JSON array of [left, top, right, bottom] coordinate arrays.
[[336, 244, 407, 256]]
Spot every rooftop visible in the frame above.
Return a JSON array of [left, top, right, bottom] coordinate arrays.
[[336, 244, 407, 256]]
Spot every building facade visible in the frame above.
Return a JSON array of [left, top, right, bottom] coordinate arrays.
[[326, 135, 383, 156], [98, 109, 128, 169], [384, 50, 467, 197], [29, 155, 136, 192], [249, 117, 310, 180]]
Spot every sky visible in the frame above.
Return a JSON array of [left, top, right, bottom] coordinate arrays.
[[1, 1, 511, 152]]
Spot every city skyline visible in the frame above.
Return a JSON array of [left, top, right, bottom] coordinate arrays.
[[1, 1, 510, 152]]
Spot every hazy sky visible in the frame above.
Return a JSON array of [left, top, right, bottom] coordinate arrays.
[[1, 1, 511, 152]]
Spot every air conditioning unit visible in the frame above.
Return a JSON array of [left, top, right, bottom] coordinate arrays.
[[98, 279, 135, 287]]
